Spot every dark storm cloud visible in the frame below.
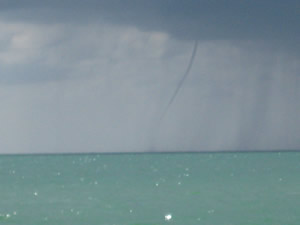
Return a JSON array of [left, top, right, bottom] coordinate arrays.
[[0, 0, 299, 153], [1, 0, 299, 42]]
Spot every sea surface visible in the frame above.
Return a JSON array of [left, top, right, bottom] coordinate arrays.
[[0, 152, 300, 225]]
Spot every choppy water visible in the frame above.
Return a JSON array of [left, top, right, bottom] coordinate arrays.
[[0, 152, 300, 225]]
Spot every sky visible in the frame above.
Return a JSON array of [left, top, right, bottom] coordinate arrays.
[[0, 0, 299, 153]]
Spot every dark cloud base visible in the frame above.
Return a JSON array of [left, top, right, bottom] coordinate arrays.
[[1, 0, 299, 42]]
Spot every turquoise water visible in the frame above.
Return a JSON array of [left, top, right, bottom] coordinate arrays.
[[0, 152, 300, 225]]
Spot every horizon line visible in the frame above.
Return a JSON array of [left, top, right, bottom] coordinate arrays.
[[0, 149, 300, 157]]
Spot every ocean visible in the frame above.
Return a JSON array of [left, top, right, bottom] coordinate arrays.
[[0, 152, 299, 225]]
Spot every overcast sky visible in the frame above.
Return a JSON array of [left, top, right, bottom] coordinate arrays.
[[0, 0, 299, 153]]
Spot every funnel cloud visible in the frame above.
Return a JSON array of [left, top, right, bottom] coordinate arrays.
[[160, 40, 198, 122]]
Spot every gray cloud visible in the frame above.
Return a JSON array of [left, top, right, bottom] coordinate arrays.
[[0, 1, 299, 153], [1, 0, 298, 85], [1, 0, 299, 42]]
